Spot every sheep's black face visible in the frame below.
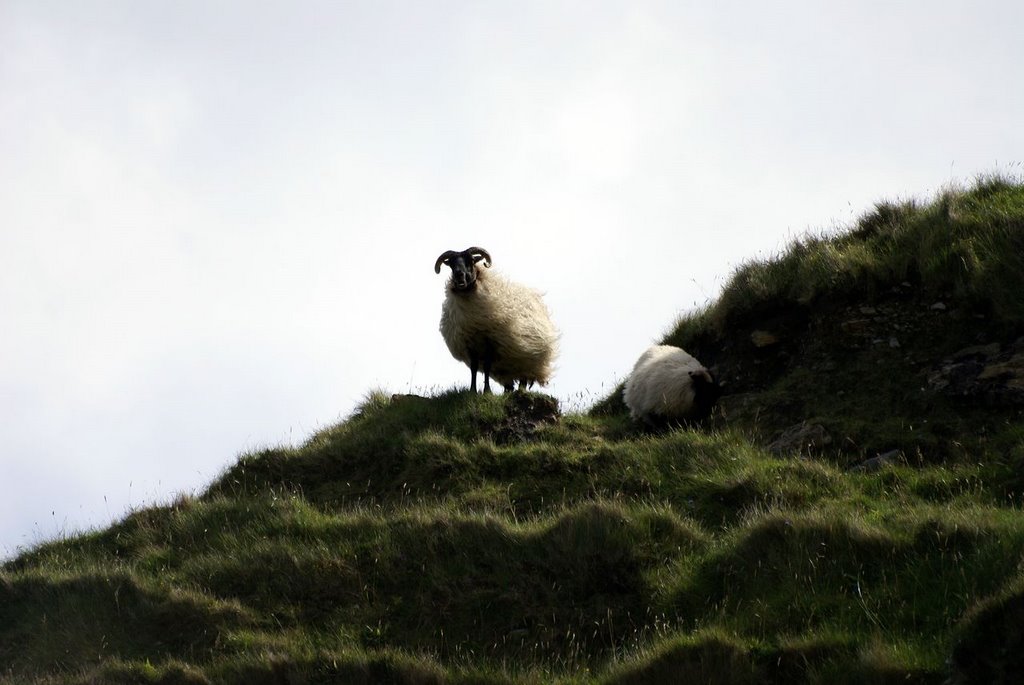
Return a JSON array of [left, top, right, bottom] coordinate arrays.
[[448, 255, 478, 292], [689, 369, 722, 420], [435, 247, 491, 293]]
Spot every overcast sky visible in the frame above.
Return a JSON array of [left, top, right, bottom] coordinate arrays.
[[2, 0, 1022, 558]]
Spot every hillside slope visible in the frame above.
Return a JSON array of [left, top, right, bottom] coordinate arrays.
[[4, 178, 1024, 685]]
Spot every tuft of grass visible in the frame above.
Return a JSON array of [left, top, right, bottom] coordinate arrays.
[[666, 176, 1024, 349]]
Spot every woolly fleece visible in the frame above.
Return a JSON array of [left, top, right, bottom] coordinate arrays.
[[623, 344, 712, 421], [440, 265, 559, 388]]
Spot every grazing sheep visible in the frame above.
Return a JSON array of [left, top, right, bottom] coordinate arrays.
[[623, 345, 720, 424], [435, 247, 558, 393]]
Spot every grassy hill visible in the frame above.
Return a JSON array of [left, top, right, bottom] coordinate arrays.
[[4, 177, 1024, 684]]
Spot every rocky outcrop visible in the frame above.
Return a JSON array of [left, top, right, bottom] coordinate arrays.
[[928, 339, 1024, 407]]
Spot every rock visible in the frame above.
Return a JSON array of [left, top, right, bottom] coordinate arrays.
[[952, 343, 1001, 360], [391, 393, 429, 404], [889, 337, 901, 348], [850, 450, 901, 473], [768, 421, 833, 455], [859, 306, 877, 315], [927, 370, 950, 391], [930, 302, 947, 311], [928, 347, 1024, 406], [751, 330, 779, 348], [978, 353, 1024, 383], [492, 392, 561, 444], [840, 319, 872, 334]]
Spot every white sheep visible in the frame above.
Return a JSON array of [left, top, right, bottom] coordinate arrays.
[[435, 247, 559, 393], [623, 345, 720, 424]]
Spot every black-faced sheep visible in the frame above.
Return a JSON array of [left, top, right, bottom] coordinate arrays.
[[623, 345, 720, 424], [435, 247, 559, 393]]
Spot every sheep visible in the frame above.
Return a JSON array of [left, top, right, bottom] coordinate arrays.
[[435, 247, 559, 393], [623, 345, 720, 425]]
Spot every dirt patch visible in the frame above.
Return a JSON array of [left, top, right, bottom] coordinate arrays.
[[491, 392, 561, 445]]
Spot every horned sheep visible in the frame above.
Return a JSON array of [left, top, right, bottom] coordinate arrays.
[[623, 345, 720, 424], [435, 247, 559, 393]]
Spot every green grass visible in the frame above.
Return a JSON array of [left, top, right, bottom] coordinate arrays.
[[4, 177, 1024, 684], [675, 175, 1024, 340]]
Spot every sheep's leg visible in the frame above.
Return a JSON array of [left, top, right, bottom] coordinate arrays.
[[482, 359, 493, 394], [482, 341, 495, 394], [469, 353, 479, 393]]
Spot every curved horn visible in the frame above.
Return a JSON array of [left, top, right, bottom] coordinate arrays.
[[466, 246, 492, 267], [434, 250, 460, 274]]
